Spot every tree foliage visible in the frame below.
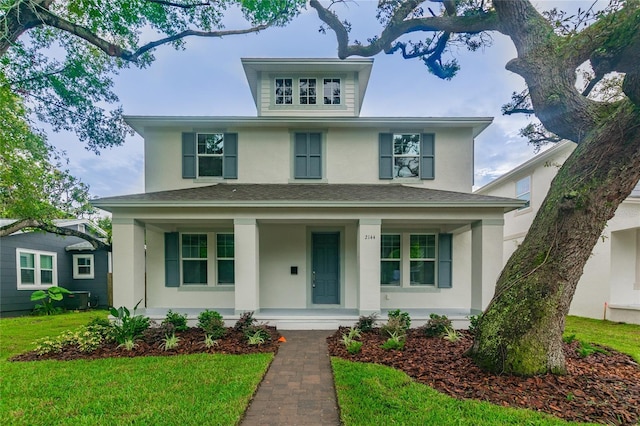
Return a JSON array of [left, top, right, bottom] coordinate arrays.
[[311, 0, 640, 375]]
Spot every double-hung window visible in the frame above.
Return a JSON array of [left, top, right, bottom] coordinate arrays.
[[197, 133, 224, 177], [172, 233, 235, 287], [73, 254, 94, 279], [323, 78, 341, 104], [380, 235, 401, 285], [516, 176, 531, 209], [380, 233, 451, 288], [379, 133, 435, 180], [299, 78, 317, 104], [182, 132, 237, 180], [275, 78, 293, 104], [17, 249, 57, 289], [393, 134, 420, 178]]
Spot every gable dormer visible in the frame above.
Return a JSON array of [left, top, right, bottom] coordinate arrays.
[[241, 58, 373, 117]]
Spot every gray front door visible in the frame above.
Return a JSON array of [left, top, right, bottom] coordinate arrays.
[[312, 232, 340, 304]]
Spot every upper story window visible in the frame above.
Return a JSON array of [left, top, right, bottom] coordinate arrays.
[[516, 176, 531, 209], [275, 78, 293, 104], [379, 133, 435, 180], [323, 78, 341, 104], [73, 254, 94, 279], [17, 249, 57, 290], [182, 132, 237, 180], [197, 133, 224, 177], [299, 79, 317, 104]]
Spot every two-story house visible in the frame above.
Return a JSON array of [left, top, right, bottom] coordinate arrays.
[[476, 141, 640, 325], [93, 58, 523, 329]]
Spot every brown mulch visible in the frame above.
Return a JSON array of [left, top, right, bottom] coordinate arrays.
[[327, 328, 640, 425], [9, 327, 281, 362]]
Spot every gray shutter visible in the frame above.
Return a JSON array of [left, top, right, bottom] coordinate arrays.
[[437, 233, 452, 288], [379, 133, 393, 179], [308, 133, 322, 178], [223, 133, 238, 179], [294, 133, 308, 178], [182, 133, 196, 179], [165, 232, 180, 287], [421, 133, 435, 180]]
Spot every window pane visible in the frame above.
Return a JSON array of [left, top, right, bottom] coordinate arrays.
[[183, 260, 207, 284], [198, 156, 223, 177], [394, 157, 419, 177], [393, 134, 420, 155], [79, 266, 91, 275], [197, 134, 224, 155], [516, 177, 530, 196], [381, 235, 400, 259], [41, 270, 53, 284], [381, 261, 401, 285], [40, 255, 53, 270], [410, 235, 436, 259], [182, 234, 207, 259], [410, 261, 435, 285], [323, 79, 340, 104], [275, 78, 293, 104], [217, 234, 234, 258], [20, 252, 34, 268], [77, 257, 91, 267], [217, 260, 234, 284], [21, 269, 35, 284]]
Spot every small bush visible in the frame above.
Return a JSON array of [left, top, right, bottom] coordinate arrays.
[[33, 325, 107, 355], [388, 309, 411, 330], [421, 313, 452, 338], [381, 332, 405, 351], [162, 310, 188, 332], [341, 327, 363, 354], [161, 333, 180, 351], [234, 311, 256, 333], [244, 324, 271, 344], [380, 316, 406, 338], [197, 310, 227, 339], [203, 334, 218, 348], [355, 313, 379, 332], [246, 330, 267, 345], [346, 340, 363, 354], [443, 327, 460, 342], [109, 300, 150, 345], [468, 314, 482, 337]]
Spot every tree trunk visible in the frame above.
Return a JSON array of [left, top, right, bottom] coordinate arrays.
[[469, 102, 640, 375]]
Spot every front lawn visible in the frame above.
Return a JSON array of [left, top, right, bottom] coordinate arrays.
[[564, 315, 640, 362], [0, 311, 273, 425]]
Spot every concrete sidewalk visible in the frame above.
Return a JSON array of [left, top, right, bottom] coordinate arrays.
[[241, 330, 340, 426]]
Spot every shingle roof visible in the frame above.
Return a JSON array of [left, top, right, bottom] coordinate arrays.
[[93, 184, 523, 209]]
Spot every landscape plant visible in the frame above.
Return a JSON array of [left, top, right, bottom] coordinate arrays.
[[387, 309, 411, 330], [234, 311, 257, 333], [197, 309, 227, 339], [341, 327, 363, 355], [161, 333, 181, 351], [355, 313, 378, 332], [443, 327, 461, 343], [421, 314, 453, 338], [381, 331, 406, 351], [30, 286, 72, 315], [244, 324, 271, 345], [109, 300, 150, 345], [162, 310, 188, 332]]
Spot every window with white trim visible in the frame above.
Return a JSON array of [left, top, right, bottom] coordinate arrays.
[[393, 134, 420, 178], [197, 133, 224, 177], [299, 78, 317, 104], [323, 78, 341, 104], [180, 233, 234, 286], [16, 249, 57, 289], [275, 78, 293, 104], [381, 233, 438, 287], [516, 176, 531, 209], [73, 254, 94, 279]]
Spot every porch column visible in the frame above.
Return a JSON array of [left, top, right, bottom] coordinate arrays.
[[111, 218, 145, 309], [471, 219, 504, 312], [358, 219, 381, 315], [234, 218, 259, 314]]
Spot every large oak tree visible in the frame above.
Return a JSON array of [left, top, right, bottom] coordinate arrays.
[[311, 0, 640, 375]]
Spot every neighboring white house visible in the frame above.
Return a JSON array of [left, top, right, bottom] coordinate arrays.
[[475, 141, 640, 325], [93, 58, 524, 329]]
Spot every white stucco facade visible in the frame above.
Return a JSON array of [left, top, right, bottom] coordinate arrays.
[[95, 58, 521, 329], [476, 141, 640, 324]]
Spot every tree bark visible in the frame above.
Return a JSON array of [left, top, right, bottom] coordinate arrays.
[[469, 101, 640, 375], [0, 219, 111, 251]]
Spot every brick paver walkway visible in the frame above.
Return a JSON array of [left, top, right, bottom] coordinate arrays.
[[241, 330, 340, 426]]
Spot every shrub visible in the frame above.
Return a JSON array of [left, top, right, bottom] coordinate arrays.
[[244, 324, 271, 344], [421, 313, 452, 337], [355, 313, 378, 332], [161, 333, 180, 351], [33, 325, 106, 355], [197, 310, 227, 339], [341, 327, 363, 354], [203, 334, 219, 348], [31, 286, 72, 315], [162, 310, 188, 332], [234, 311, 256, 333], [109, 300, 150, 345], [246, 330, 267, 345], [388, 309, 411, 330], [346, 340, 363, 354], [443, 327, 461, 342], [381, 331, 405, 351], [380, 316, 406, 338], [468, 314, 482, 337]]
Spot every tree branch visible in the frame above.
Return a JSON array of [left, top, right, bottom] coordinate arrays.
[[146, 0, 212, 8], [0, 219, 111, 251], [310, 0, 500, 59]]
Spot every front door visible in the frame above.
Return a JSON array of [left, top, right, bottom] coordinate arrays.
[[312, 232, 340, 304]]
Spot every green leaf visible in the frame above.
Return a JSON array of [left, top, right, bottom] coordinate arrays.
[[30, 290, 47, 301]]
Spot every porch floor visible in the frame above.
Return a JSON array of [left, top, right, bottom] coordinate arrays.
[[139, 307, 474, 330]]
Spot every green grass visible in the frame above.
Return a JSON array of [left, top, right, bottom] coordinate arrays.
[[333, 316, 640, 426], [0, 312, 273, 425], [564, 315, 640, 362]]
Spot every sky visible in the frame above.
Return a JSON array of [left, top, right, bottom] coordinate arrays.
[[45, 0, 599, 200]]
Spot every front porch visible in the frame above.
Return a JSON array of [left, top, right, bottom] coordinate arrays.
[[139, 307, 474, 330]]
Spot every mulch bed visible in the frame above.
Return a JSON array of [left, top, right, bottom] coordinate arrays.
[[9, 327, 281, 362], [327, 328, 640, 425]]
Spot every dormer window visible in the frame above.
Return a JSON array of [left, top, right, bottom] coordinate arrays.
[[299, 79, 317, 104], [275, 78, 293, 104], [323, 78, 341, 104]]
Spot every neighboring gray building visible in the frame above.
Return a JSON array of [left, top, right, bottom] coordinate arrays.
[[0, 219, 111, 316]]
